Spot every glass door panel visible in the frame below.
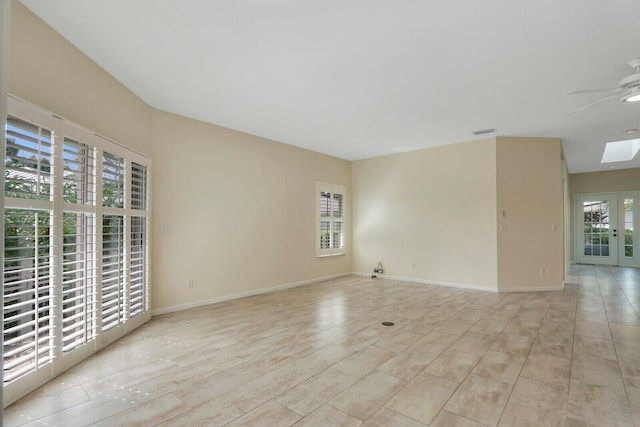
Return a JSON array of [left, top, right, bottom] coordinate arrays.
[[576, 195, 618, 265], [619, 193, 638, 268]]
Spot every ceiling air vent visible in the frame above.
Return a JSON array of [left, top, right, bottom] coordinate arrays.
[[472, 128, 496, 136]]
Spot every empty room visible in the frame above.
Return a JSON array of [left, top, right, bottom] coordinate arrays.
[[2, 0, 640, 426]]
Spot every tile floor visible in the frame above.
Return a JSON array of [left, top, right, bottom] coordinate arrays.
[[4, 265, 640, 426]]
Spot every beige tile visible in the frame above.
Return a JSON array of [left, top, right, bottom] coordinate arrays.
[[156, 398, 244, 427], [276, 368, 359, 416], [538, 318, 574, 338], [451, 332, 495, 356], [497, 413, 544, 426], [570, 354, 625, 390], [430, 409, 486, 426], [469, 318, 508, 337], [411, 330, 459, 354], [333, 345, 396, 378], [329, 370, 406, 421], [424, 349, 480, 383], [572, 334, 617, 361], [456, 308, 490, 322], [435, 318, 477, 335], [490, 333, 533, 357], [445, 374, 512, 426], [613, 336, 640, 361], [18, 389, 142, 426], [503, 318, 541, 337], [472, 350, 525, 385], [220, 363, 315, 412], [8, 271, 640, 427], [520, 353, 571, 386], [503, 376, 568, 426], [92, 394, 190, 427], [574, 320, 612, 340], [515, 308, 547, 321], [3, 385, 89, 425], [609, 322, 640, 342], [576, 309, 608, 324], [604, 308, 640, 326], [385, 373, 458, 424], [530, 334, 573, 359], [544, 308, 575, 322], [619, 357, 640, 388], [373, 329, 422, 353], [567, 381, 634, 426], [404, 317, 442, 335], [377, 345, 439, 381], [627, 384, 640, 427], [295, 404, 362, 427], [549, 302, 577, 313], [360, 407, 426, 427], [224, 401, 301, 427]]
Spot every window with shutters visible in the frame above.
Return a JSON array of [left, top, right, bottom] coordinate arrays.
[[101, 214, 125, 331], [130, 163, 149, 318], [316, 182, 346, 256], [3, 97, 151, 403]]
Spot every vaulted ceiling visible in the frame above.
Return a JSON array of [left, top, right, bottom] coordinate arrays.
[[20, 0, 640, 173]]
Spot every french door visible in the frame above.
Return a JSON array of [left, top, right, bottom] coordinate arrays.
[[575, 192, 638, 267]]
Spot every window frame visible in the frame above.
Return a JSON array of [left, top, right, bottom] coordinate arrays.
[[3, 96, 152, 405], [316, 181, 347, 257]]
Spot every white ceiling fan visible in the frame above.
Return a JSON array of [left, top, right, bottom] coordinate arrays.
[[566, 58, 640, 114]]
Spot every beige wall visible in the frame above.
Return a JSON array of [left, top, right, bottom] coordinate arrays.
[[568, 168, 640, 262], [570, 169, 640, 194], [151, 111, 351, 312], [9, 0, 352, 314], [496, 137, 564, 290], [8, 1, 152, 155], [352, 139, 498, 290]]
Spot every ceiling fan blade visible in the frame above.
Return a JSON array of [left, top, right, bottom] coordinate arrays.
[[564, 88, 620, 95], [569, 94, 619, 114]]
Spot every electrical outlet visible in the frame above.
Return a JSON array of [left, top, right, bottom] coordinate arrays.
[[187, 279, 194, 288], [539, 267, 545, 276], [411, 262, 416, 270]]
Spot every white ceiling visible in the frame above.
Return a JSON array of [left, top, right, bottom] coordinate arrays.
[[20, 0, 640, 173]]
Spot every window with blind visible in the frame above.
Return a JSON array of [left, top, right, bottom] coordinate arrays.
[[316, 182, 346, 256], [3, 97, 152, 404]]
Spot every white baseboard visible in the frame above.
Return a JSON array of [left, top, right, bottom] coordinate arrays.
[[151, 273, 351, 316], [352, 272, 564, 293], [352, 272, 499, 293]]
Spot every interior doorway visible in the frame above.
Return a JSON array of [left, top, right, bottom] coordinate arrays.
[[575, 192, 638, 267]]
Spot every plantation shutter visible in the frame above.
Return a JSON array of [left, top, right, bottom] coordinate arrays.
[[61, 212, 97, 351], [130, 162, 149, 318], [4, 97, 152, 404], [5, 117, 52, 200], [61, 137, 98, 352], [3, 116, 56, 383], [101, 214, 126, 331], [316, 182, 346, 256]]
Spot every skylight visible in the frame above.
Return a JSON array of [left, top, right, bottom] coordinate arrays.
[[600, 138, 640, 163]]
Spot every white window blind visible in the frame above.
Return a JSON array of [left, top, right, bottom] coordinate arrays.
[[5, 117, 52, 200], [101, 214, 126, 331], [3, 98, 152, 405], [62, 212, 97, 352], [102, 152, 124, 208], [3, 209, 54, 383], [64, 137, 96, 205], [131, 162, 147, 211], [130, 216, 147, 318], [316, 182, 346, 256]]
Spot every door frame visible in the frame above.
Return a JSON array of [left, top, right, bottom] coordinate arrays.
[[574, 191, 639, 267]]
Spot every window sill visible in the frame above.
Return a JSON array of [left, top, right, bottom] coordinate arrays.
[[317, 252, 346, 258]]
